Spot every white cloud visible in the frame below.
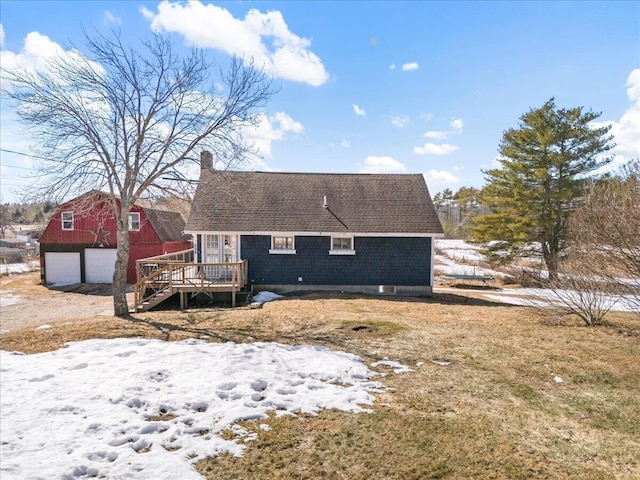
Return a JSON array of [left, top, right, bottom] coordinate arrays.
[[424, 130, 448, 140], [0, 31, 64, 73], [423, 170, 459, 185], [103, 10, 122, 26], [340, 139, 350, 148], [0, 23, 5, 48], [592, 69, 640, 172], [449, 118, 464, 130], [422, 118, 463, 143], [245, 156, 277, 171], [413, 143, 459, 155], [242, 111, 303, 158], [390, 115, 409, 128], [141, 1, 328, 87], [352, 104, 366, 116], [626, 68, 640, 103], [608, 69, 640, 158], [389, 63, 396, 70], [360, 156, 407, 173], [452, 165, 463, 172], [271, 111, 303, 134], [401, 62, 419, 71]]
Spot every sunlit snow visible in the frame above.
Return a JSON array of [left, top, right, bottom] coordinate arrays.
[[0, 338, 393, 479], [0, 260, 40, 276]]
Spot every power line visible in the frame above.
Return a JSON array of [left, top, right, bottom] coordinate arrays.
[[0, 163, 34, 171], [0, 148, 50, 161]]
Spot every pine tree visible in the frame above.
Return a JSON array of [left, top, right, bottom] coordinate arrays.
[[470, 98, 614, 279]]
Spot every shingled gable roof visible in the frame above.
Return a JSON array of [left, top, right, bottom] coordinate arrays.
[[186, 170, 444, 235], [140, 207, 188, 242]]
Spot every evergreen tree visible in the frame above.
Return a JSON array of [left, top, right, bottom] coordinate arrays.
[[470, 98, 614, 279]]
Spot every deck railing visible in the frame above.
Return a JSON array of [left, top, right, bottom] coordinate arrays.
[[133, 249, 248, 311], [136, 248, 195, 281]]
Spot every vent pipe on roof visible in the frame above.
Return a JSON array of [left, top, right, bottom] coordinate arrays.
[[201, 151, 213, 171], [323, 195, 327, 209]]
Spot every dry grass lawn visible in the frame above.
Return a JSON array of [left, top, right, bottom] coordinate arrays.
[[1, 288, 639, 479]]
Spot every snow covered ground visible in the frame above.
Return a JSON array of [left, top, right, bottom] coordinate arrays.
[[483, 288, 638, 312], [434, 239, 514, 279], [0, 242, 636, 478], [435, 239, 637, 313], [0, 338, 404, 480], [0, 260, 40, 276]]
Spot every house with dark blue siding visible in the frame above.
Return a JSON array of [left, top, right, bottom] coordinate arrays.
[[184, 151, 444, 296]]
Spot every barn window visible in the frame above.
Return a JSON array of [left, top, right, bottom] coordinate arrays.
[[269, 235, 296, 254], [128, 212, 141, 231], [61, 211, 74, 230], [329, 236, 355, 255]]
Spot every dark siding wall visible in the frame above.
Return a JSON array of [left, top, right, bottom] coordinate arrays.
[[242, 235, 431, 286]]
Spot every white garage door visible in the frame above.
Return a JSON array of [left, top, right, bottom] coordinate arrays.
[[45, 252, 81, 284], [85, 248, 117, 283]]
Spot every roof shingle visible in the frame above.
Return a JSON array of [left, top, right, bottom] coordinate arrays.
[[186, 171, 443, 235]]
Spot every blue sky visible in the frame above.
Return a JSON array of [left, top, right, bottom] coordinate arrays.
[[1, 1, 639, 203]]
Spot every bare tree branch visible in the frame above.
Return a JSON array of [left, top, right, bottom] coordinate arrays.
[[1, 30, 274, 315]]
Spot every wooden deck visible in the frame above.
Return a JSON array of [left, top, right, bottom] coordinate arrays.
[[133, 249, 248, 312]]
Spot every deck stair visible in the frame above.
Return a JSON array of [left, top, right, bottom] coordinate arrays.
[[132, 249, 248, 312]]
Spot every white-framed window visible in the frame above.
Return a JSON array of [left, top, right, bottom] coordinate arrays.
[[61, 211, 74, 230], [205, 234, 219, 262], [203, 234, 239, 263], [329, 236, 355, 255], [269, 235, 296, 254], [128, 212, 141, 231]]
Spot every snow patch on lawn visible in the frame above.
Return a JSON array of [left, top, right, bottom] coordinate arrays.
[[0, 338, 393, 480], [0, 292, 20, 307], [434, 239, 515, 279], [435, 239, 485, 263], [483, 288, 637, 312], [371, 359, 414, 374], [252, 291, 282, 304], [1, 261, 40, 275]]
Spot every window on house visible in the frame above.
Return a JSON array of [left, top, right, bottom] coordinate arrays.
[[128, 212, 141, 231], [329, 236, 355, 255], [270, 235, 296, 254], [61, 211, 74, 230], [204, 234, 220, 262]]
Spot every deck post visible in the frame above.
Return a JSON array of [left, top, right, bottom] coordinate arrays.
[[180, 291, 185, 310]]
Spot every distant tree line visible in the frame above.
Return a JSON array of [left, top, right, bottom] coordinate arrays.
[[431, 186, 487, 239], [0, 201, 57, 238]]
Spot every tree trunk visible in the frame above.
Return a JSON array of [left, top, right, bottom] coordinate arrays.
[[543, 246, 559, 282], [113, 209, 131, 317]]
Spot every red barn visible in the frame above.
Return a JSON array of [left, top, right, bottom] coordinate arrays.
[[39, 191, 191, 284]]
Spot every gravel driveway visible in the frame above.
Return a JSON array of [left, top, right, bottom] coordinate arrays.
[[0, 272, 132, 333]]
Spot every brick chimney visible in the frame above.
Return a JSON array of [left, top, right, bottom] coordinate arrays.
[[200, 150, 213, 171]]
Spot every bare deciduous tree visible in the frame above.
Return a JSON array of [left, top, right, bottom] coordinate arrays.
[[1, 30, 274, 316], [544, 256, 621, 326], [568, 160, 640, 312]]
